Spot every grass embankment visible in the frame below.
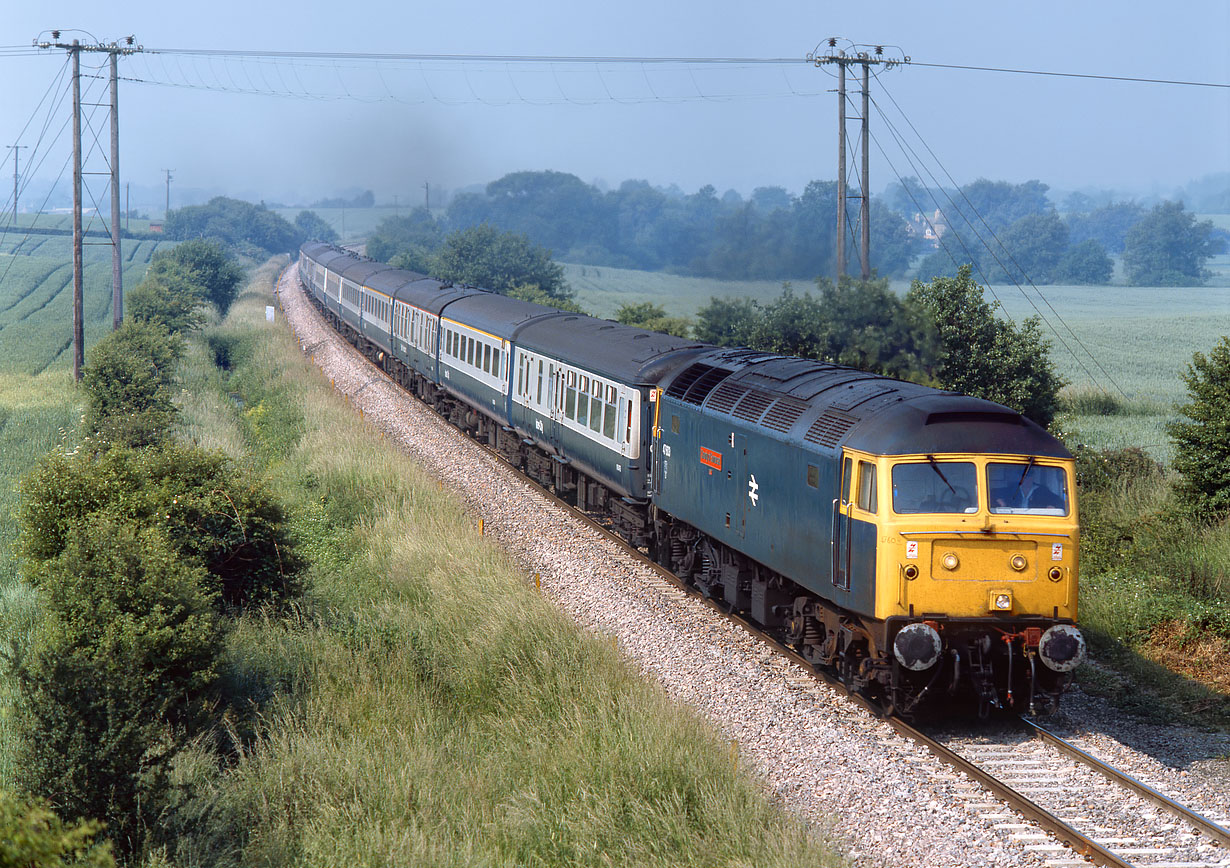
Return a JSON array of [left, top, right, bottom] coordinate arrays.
[[1071, 447, 1230, 727], [165, 263, 839, 866]]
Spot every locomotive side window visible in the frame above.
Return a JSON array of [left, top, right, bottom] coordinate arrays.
[[807, 464, 819, 489], [857, 461, 878, 513], [891, 461, 978, 514], [987, 463, 1069, 515], [841, 457, 853, 505]]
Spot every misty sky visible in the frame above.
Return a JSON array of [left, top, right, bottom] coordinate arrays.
[[2, 0, 1227, 213]]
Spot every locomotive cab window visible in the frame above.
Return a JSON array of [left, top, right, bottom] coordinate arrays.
[[987, 462, 1069, 515], [891, 460, 978, 514], [840, 457, 853, 505], [856, 461, 877, 513]]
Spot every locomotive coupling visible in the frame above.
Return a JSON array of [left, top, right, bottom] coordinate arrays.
[[893, 622, 943, 671], [1037, 624, 1086, 672]]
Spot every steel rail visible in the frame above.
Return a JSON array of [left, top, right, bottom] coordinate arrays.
[[284, 269, 1184, 868], [1022, 717, 1230, 850]]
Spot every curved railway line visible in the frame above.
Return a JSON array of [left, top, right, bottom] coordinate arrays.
[[274, 262, 1230, 868]]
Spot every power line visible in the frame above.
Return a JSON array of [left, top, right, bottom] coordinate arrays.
[[909, 60, 1230, 89]]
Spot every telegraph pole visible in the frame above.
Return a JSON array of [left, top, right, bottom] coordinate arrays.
[[6, 145, 28, 221], [423, 181, 429, 211], [163, 168, 173, 216], [810, 39, 907, 280], [110, 51, 122, 329], [36, 31, 141, 376]]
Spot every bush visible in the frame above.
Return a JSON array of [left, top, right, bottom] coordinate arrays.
[[1073, 445, 1163, 493], [14, 517, 220, 858], [81, 320, 184, 448], [19, 444, 302, 609], [1169, 336, 1230, 520], [0, 790, 113, 867]]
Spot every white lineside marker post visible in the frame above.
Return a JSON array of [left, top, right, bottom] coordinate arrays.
[[265, 305, 275, 323]]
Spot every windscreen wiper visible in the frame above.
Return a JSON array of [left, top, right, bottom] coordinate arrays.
[[926, 455, 956, 494], [1015, 455, 1037, 491]]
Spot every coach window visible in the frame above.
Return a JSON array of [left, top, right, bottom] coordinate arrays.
[[576, 376, 590, 426], [494, 348, 502, 378], [466, 337, 475, 367], [537, 360, 544, 405], [624, 399, 634, 445], [857, 461, 878, 513], [483, 344, 492, 374], [565, 372, 577, 419], [604, 387, 618, 439]]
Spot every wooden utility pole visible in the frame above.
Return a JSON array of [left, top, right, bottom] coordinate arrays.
[[110, 51, 122, 329], [811, 39, 907, 281], [37, 32, 141, 376], [71, 41, 83, 380], [163, 168, 173, 216], [6, 145, 28, 220]]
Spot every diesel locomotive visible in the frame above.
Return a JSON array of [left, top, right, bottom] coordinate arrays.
[[297, 241, 1086, 717]]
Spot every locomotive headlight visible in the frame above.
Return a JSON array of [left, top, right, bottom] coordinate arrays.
[[1010, 554, 1028, 572], [990, 592, 1013, 611], [1038, 624, 1086, 672], [893, 622, 942, 671], [940, 552, 960, 571]]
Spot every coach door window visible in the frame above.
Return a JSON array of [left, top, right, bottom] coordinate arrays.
[[603, 386, 618, 439]]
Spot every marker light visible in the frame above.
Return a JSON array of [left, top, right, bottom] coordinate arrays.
[[940, 552, 960, 571], [1048, 566, 1064, 582], [903, 564, 919, 580], [1010, 554, 1028, 572]]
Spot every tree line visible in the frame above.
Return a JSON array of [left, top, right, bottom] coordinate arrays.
[[367, 170, 1225, 286]]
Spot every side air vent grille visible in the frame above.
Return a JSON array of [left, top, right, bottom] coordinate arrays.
[[732, 390, 775, 423], [804, 411, 858, 448], [706, 382, 746, 415], [761, 397, 809, 433]]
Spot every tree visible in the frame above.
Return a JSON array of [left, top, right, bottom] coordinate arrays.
[[1066, 201, 1144, 253], [614, 301, 691, 338], [505, 284, 586, 313], [693, 296, 762, 347], [164, 197, 298, 255], [1123, 201, 1224, 286], [750, 186, 792, 212], [366, 208, 441, 264], [993, 212, 1070, 284], [15, 517, 220, 858], [148, 240, 244, 314], [1168, 336, 1230, 519], [81, 320, 183, 448], [433, 224, 571, 301], [907, 264, 1065, 427], [1057, 239, 1113, 285], [294, 209, 338, 243]]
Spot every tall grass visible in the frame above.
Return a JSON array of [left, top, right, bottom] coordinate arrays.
[[161, 267, 839, 867]]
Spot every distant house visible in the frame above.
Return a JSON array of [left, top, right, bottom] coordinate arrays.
[[907, 209, 947, 247], [149, 221, 164, 234]]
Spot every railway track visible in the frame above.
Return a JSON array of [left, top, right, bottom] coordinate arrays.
[[278, 264, 1230, 868]]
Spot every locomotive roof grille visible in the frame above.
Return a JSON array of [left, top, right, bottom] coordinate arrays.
[[665, 363, 734, 405]]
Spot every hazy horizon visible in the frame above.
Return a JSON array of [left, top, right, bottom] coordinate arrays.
[[2, 0, 1227, 217]]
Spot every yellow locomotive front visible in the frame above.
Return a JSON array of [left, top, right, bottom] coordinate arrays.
[[860, 451, 1085, 716]]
